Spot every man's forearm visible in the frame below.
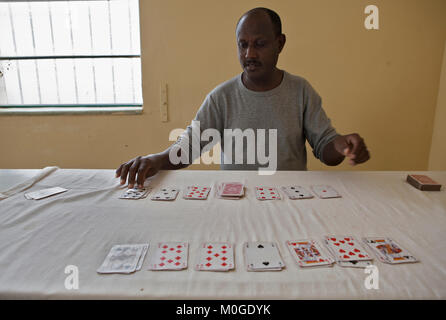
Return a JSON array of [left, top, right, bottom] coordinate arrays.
[[153, 147, 190, 170], [322, 136, 345, 166]]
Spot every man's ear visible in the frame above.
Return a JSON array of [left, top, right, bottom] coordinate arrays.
[[277, 34, 286, 53]]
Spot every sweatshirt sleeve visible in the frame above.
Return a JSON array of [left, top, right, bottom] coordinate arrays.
[[302, 80, 339, 163]]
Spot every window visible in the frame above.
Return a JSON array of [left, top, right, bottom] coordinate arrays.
[[0, 0, 142, 113]]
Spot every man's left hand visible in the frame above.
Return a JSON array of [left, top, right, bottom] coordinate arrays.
[[333, 134, 370, 166]]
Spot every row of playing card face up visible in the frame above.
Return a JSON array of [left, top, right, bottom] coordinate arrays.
[[22, 184, 340, 201], [97, 236, 418, 274], [119, 183, 342, 200]]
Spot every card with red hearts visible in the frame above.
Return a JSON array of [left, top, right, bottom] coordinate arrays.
[[324, 236, 372, 262], [148, 242, 188, 270], [255, 186, 281, 200], [195, 242, 234, 271], [183, 186, 211, 200], [311, 185, 341, 199]]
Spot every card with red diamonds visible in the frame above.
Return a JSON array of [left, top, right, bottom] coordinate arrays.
[[148, 242, 188, 270], [324, 236, 372, 262], [195, 242, 234, 271]]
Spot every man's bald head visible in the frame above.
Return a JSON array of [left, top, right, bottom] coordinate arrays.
[[235, 7, 286, 90], [236, 7, 282, 37]]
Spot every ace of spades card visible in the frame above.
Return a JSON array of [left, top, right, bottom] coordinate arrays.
[[244, 242, 285, 271]]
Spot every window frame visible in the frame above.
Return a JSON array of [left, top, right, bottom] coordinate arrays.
[[0, 0, 143, 115]]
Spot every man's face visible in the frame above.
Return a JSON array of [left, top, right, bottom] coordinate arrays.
[[236, 13, 284, 82]]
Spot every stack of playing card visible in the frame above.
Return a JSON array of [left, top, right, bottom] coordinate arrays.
[[254, 186, 281, 200], [281, 186, 314, 200], [24, 187, 68, 200], [183, 186, 211, 200], [311, 185, 341, 199], [97, 244, 149, 274], [119, 187, 152, 200], [148, 242, 188, 270], [363, 237, 418, 264], [195, 242, 234, 271], [406, 174, 441, 191], [216, 182, 245, 199], [150, 187, 179, 201], [324, 236, 373, 268], [244, 242, 285, 271], [286, 240, 334, 268]]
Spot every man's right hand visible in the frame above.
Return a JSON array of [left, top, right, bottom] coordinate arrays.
[[115, 155, 162, 189]]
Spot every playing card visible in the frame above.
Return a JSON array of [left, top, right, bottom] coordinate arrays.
[[148, 242, 188, 270], [281, 186, 314, 200], [215, 182, 245, 199], [286, 240, 334, 267], [150, 187, 179, 201], [311, 185, 341, 199], [136, 244, 149, 271], [183, 186, 211, 200], [255, 186, 281, 200], [363, 237, 418, 264], [195, 242, 234, 271], [24, 187, 68, 200], [220, 183, 244, 197], [323, 239, 372, 268], [338, 260, 373, 268], [407, 174, 441, 191], [119, 187, 151, 200], [324, 236, 372, 265], [97, 244, 148, 274], [244, 242, 285, 271]]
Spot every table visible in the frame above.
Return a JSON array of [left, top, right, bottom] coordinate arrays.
[[0, 168, 445, 299]]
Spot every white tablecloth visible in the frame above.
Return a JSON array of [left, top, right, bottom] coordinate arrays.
[[0, 168, 445, 299]]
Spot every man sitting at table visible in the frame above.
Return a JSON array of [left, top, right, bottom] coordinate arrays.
[[116, 7, 370, 188]]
